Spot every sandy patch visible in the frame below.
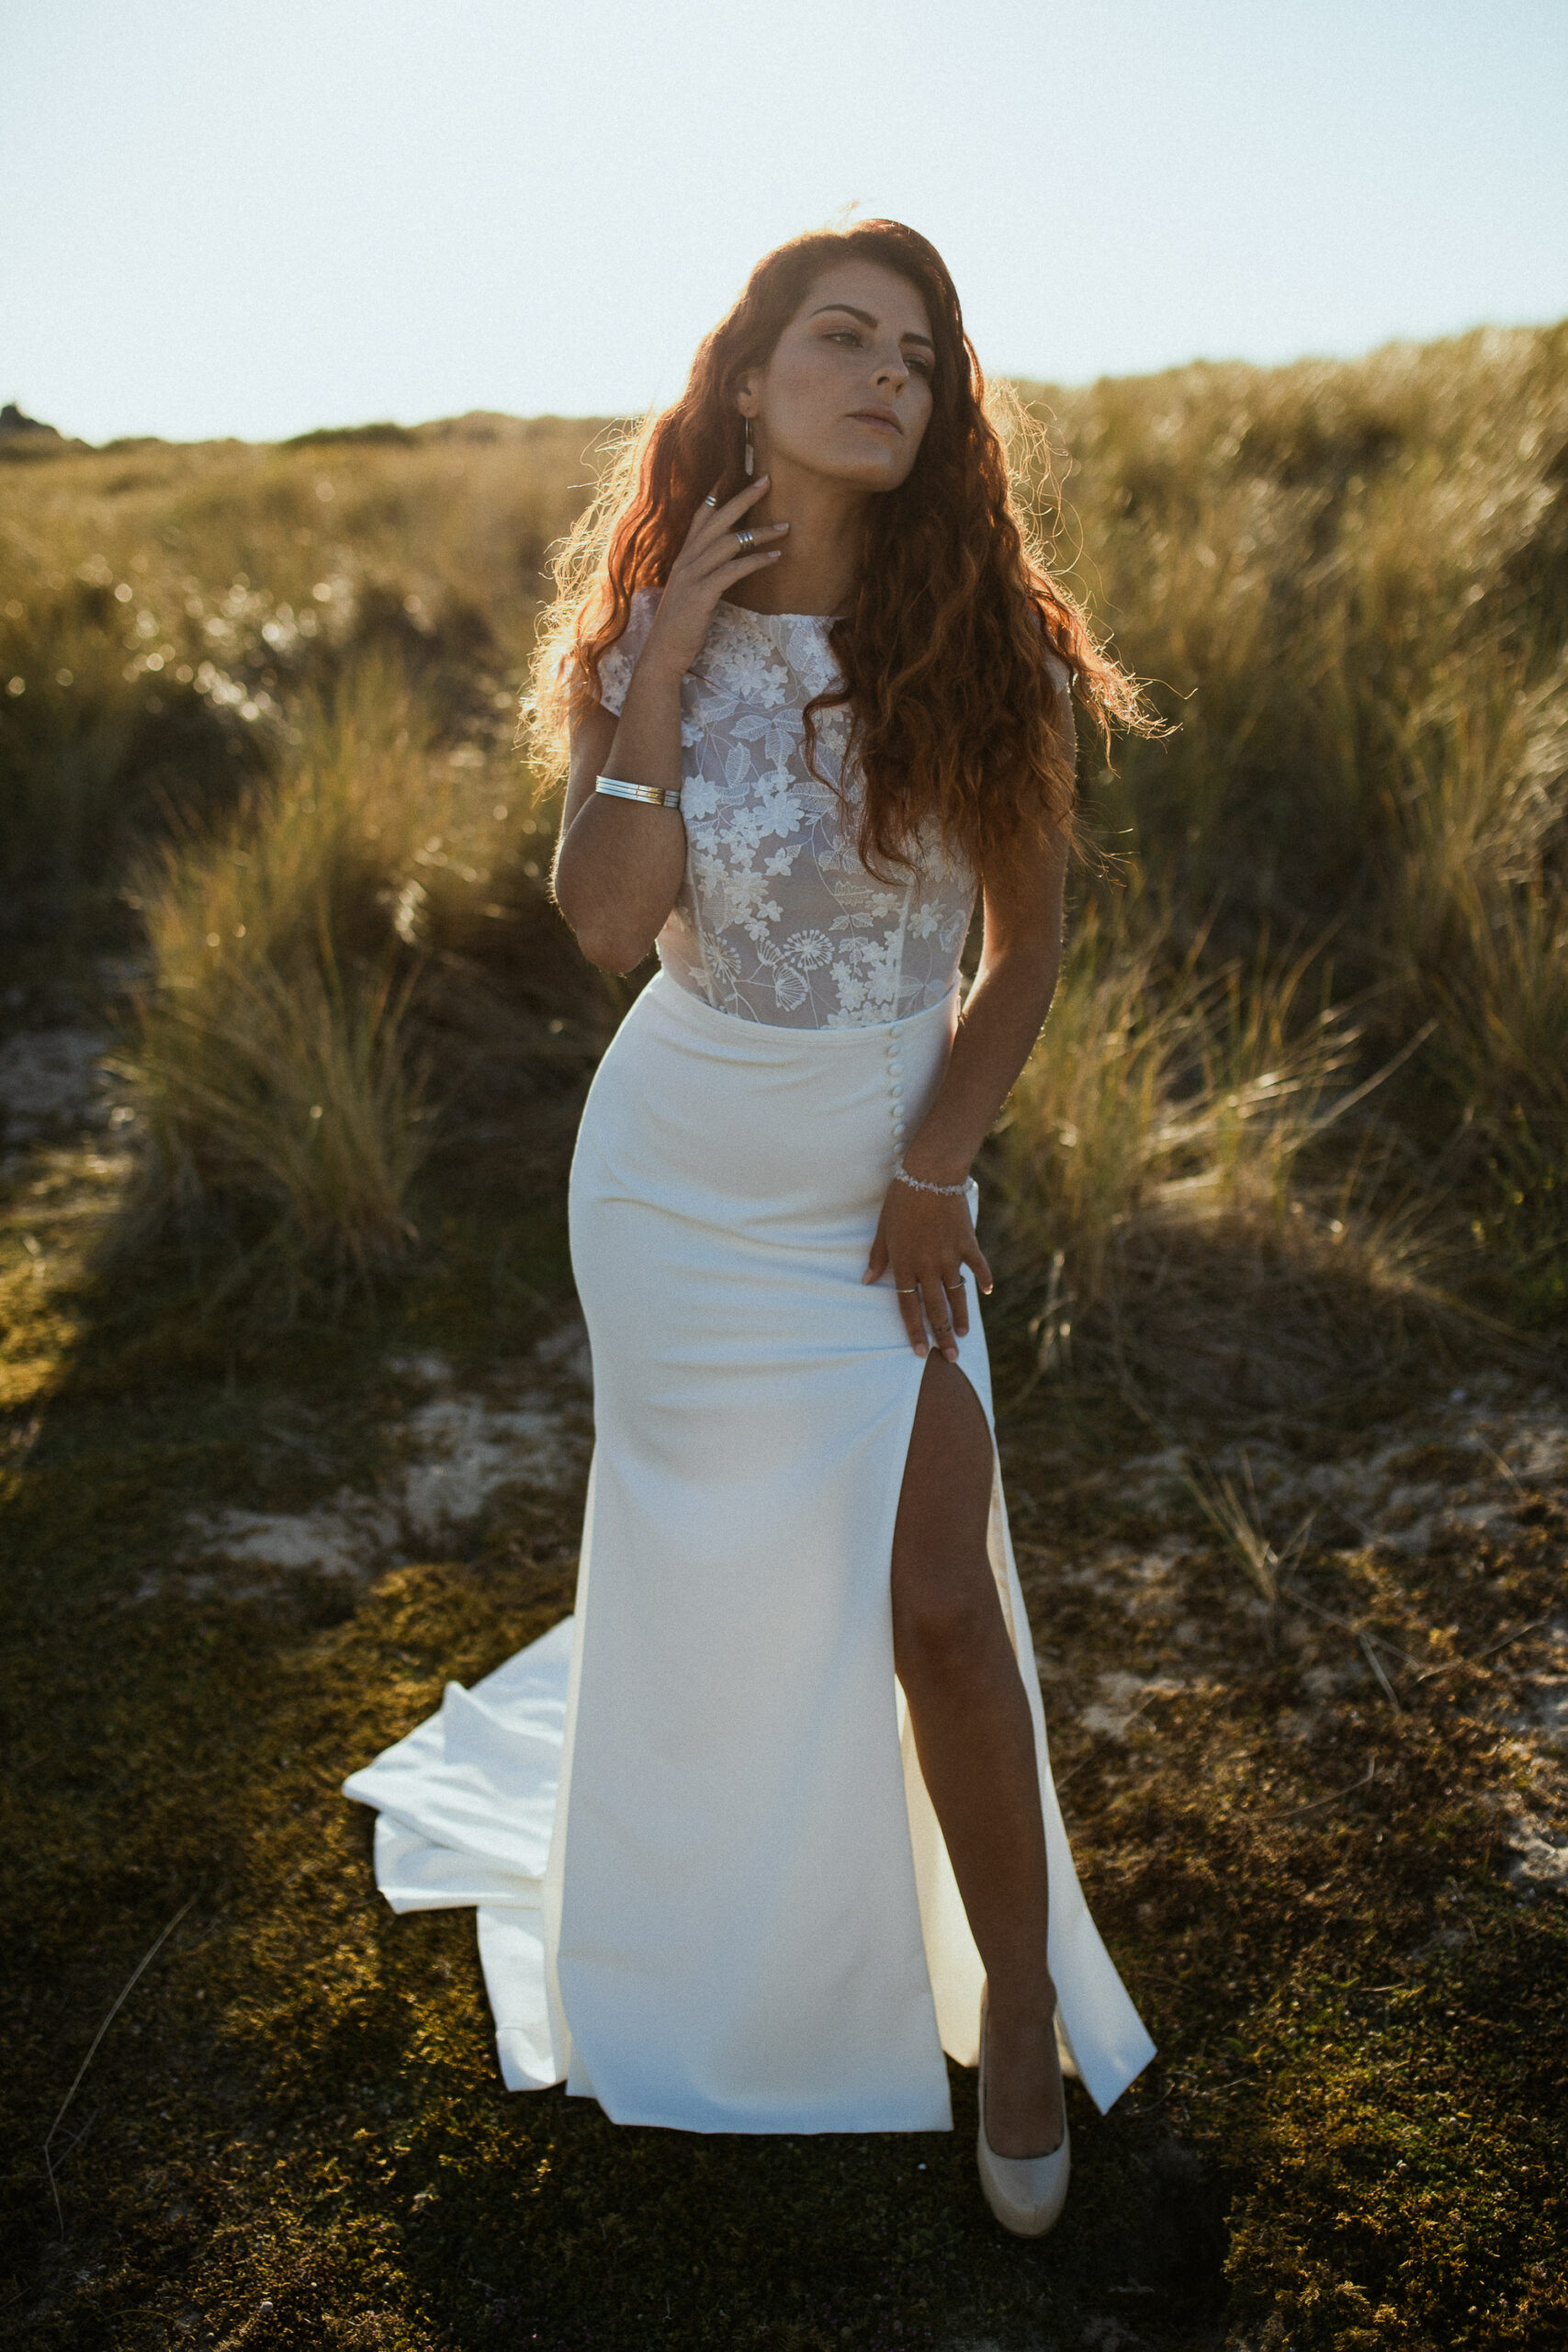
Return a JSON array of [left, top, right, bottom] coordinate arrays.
[[1078, 1668, 1188, 1739], [156, 1326, 593, 1599], [0, 1028, 116, 1138]]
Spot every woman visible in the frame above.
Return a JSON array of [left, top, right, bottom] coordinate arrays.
[[344, 220, 1155, 2238]]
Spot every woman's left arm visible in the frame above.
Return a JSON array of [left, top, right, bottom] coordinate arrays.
[[862, 687, 1071, 1362]]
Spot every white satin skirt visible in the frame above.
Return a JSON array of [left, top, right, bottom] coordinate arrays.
[[344, 964, 1156, 2132]]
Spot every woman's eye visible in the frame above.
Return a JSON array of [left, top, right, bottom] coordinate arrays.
[[828, 328, 931, 380]]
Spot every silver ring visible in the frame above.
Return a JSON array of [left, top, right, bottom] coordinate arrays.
[[703, 494, 718, 508], [895, 1284, 919, 1295], [733, 526, 755, 551], [942, 1280, 964, 1292]]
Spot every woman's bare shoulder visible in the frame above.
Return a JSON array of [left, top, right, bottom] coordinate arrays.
[[1021, 596, 1072, 692]]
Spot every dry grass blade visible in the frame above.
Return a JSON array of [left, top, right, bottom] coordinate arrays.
[[1413, 1617, 1551, 1686], [1052, 1687, 1163, 1792], [1358, 1631, 1404, 1710], [1181, 1450, 1281, 1606], [1021, 1249, 1073, 1393], [43, 1894, 196, 2238], [1280, 1762, 1379, 1819], [1280, 1581, 1429, 1672]]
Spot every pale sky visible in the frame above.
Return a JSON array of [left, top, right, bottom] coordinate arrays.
[[4, 0, 1565, 445]]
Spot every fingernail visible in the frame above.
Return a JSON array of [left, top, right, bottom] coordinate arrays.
[[767, 549, 782, 559]]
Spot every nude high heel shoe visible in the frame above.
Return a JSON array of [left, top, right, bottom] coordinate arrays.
[[976, 1980, 1071, 2238]]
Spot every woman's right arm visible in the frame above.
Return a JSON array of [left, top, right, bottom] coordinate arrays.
[[550, 474, 787, 975], [550, 642, 687, 974]]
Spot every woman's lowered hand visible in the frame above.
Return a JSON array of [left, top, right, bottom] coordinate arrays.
[[862, 1182, 992, 1363]]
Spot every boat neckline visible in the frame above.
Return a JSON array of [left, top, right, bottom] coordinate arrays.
[[716, 600, 844, 625]]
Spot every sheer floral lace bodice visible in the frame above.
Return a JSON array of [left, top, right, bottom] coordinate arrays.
[[594, 586, 981, 1029]]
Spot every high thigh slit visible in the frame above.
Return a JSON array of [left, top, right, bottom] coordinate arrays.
[[343, 965, 1156, 2130]]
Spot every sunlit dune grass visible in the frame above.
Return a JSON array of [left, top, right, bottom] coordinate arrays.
[[4, 325, 1565, 1337], [1015, 322, 1568, 1335]]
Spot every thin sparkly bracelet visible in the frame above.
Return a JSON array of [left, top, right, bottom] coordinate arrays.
[[892, 1159, 971, 1198], [595, 774, 682, 810]]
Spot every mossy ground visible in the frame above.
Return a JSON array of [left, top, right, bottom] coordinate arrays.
[[3, 978, 1565, 2352]]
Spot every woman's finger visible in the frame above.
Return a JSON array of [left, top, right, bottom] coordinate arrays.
[[673, 522, 788, 596], [941, 1265, 970, 1339], [679, 474, 771, 557], [709, 473, 773, 526], [921, 1263, 960, 1363], [891, 1269, 930, 1358], [708, 523, 788, 573], [686, 474, 773, 548]]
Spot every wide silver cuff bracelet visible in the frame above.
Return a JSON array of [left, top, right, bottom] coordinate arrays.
[[595, 775, 682, 810]]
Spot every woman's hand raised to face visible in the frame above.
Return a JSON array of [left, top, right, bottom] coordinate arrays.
[[639, 477, 789, 682], [862, 1183, 994, 1363]]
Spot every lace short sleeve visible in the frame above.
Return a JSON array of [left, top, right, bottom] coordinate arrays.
[[594, 585, 662, 716]]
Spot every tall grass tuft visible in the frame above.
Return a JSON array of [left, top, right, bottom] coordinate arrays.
[[987, 909, 1444, 1408], [111, 653, 477, 1311], [0, 416, 604, 944], [118, 953, 426, 1314], [1427, 877, 1568, 1324], [1376, 649, 1568, 1321], [1014, 322, 1568, 1326]]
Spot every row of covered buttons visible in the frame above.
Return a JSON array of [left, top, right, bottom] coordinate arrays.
[[887, 1026, 905, 1148]]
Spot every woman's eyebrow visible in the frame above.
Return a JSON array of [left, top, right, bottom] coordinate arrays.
[[809, 303, 935, 354]]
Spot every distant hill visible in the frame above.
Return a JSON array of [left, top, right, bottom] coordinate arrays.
[[0, 401, 58, 436], [280, 410, 620, 450], [0, 401, 93, 459], [0, 404, 621, 461]]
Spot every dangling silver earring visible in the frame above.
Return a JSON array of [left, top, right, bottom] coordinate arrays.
[[743, 414, 754, 478]]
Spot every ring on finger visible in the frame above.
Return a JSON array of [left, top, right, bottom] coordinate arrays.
[[703, 493, 718, 508], [895, 1284, 919, 1295], [734, 526, 756, 551], [942, 1279, 964, 1292]]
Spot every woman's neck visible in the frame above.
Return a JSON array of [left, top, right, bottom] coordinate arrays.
[[721, 457, 865, 618]]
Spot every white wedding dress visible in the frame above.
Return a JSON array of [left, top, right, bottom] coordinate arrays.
[[344, 590, 1156, 2130]]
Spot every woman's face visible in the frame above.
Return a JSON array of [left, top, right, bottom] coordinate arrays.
[[741, 257, 936, 492]]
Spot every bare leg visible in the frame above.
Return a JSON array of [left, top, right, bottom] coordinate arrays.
[[890, 1352, 1064, 2159]]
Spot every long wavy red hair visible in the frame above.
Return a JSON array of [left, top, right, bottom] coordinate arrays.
[[525, 218, 1155, 881]]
